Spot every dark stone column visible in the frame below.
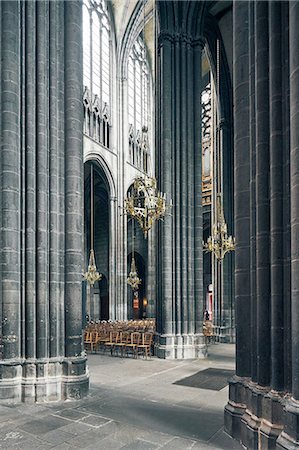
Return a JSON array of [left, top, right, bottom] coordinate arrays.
[[36, 0, 50, 361], [64, 1, 84, 360], [187, 38, 195, 336], [155, 10, 206, 358], [49, 0, 60, 358], [174, 36, 182, 337], [157, 32, 173, 340], [225, 0, 250, 441], [249, 0, 257, 386], [233, 1, 251, 379], [255, 0, 270, 388], [24, 0, 36, 360], [1, 1, 21, 362], [289, 0, 299, 404], [0, 0, 88, 402], [281, 2, 291, 397], [57, 1, 66, 358], [180, 36, 188, 336], [269, 0, 284, 394]]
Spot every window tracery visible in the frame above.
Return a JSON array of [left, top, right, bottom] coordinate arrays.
[[83, 0, 111, 148], [128, 36, 150, 172]]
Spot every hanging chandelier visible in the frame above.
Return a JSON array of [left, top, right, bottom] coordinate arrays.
[[127, 220, 142, 291], [124, 175, 169, 237], [83, 163, 102, 286], [203, 194, 235, 260], [127, 256, 142, 291], [203, 39, 235, 261]]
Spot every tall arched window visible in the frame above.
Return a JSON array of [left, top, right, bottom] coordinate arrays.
[[83, 0, 111, 148], [128, 36, 150, 172]]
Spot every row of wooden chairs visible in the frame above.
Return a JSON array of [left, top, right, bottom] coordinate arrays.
[[84, 330, 154, 359], [85, 319, 156, 334]]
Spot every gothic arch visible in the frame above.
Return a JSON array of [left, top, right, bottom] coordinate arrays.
[[84, 153, 116, 200]]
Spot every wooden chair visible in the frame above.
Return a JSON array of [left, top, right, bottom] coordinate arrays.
[[114, 331, 130, 357], [137, 332, 153, 359], [104, 331, 119, 355], [84, 331, 98, 352], [84, 331, 92, 352], [125, 332, 141, 358], [98, 330, 110, 350]]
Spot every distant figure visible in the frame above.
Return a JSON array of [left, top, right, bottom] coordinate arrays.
[[204, 310, 210, 321]]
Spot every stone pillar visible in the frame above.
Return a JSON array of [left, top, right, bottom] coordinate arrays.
[[157, 32, 173, 339], [155, 24, 206, 358], [36, 0, 49, 361], [0, 0, 89, 402], [64, 0, 85, 355], [24, 0, 37, 361], [1, 0, 21, 363], [269, 0, 284, 394], [224, 0, 250, 440], [233, 1, 251, 379], [249, 1, 257, 386], [252, 6, 272, 445], [277, 4, 299, 449], [289, 0, 299, 404], [281, 2, 292, 397], [186, 37, 195, 337], [255, 0, 270, 388], [174, 34, 182, 337], [260, 6, 285, 448], [49, 0, 62, 359], [109, 196, 117, 319]]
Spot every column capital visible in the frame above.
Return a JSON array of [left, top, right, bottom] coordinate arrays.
[[192, 36, 205, 49], [158, 30, 174, 45]]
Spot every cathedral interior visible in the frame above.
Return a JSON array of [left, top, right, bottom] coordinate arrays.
[[0, 0, 298, 449]]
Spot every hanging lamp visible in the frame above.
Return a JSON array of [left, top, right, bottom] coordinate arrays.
[[203, 39, 235, 260], [84, 163, 102, 286], [127, 220, 142, 291]]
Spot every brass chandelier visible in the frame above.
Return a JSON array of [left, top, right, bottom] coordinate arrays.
[[83, 163, 102, 286], [127, 256, 142, 291], [203, 194, 235, 260], [203, 39, 235, 261], [124, 175, 168, 237], [127, 220, 141, 291]]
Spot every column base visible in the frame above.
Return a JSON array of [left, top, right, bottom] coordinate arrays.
[[225, 378, 285, 450], [0, 356, 89, 403], [276, 397, 299, 450], [155, 333, 207, 359], [259, 391, 284, 450], [224, 375, 248, 441]]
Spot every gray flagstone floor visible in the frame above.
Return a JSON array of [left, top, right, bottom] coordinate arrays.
[[0, 343, 242, 449]]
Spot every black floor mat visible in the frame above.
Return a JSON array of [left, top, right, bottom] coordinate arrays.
[[173, 368, 235, 391]]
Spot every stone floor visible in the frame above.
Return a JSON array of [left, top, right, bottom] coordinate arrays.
[[0, 343, 243, 449]]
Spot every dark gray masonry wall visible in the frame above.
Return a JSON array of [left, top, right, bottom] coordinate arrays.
[[0, 0, 88, 402]]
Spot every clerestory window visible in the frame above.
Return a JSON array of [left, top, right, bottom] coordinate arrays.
[[83, 0, 111, 148], [128, 36, 150, 172]]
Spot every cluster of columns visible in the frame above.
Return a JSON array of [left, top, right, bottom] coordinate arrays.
[[155, 3, 206, 359], [0, 0, 88, 402], [225, 2, 299, 449]]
